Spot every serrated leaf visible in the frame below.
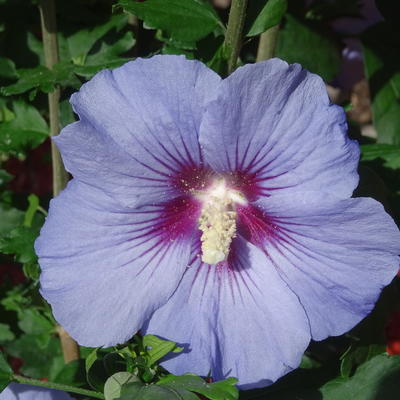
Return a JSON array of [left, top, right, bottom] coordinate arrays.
[[142, 335, 182, 366], [0, 352, 13, 392], [0, 225, 40, 265], [0, 204, 24, 237], [1, 63, 80, 97], [362, 23, 400, 144], [85, 32, 134, 66], [361, 144, 400, 169], [104, 372, 140, 400], [320, 354, 400, 400], [64, 15, 130, 64], [275, 14, 340, 81], [116, 0, 222, 42], [18, 309, 53, 336], [247, 0, 287, 37], [0, 324, 15, 343], [73, 58, 131, 79], [0, 101, 48, 156], [1, 65, 55, 96], [6, 334, 64, 379]]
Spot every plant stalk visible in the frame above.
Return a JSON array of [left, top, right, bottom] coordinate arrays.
[[38, 0, 79, 364], [13, 375, 105, 400], [256, 24, 280, 62], [38, 0, 69, 196], [224, 0, 248, 74]]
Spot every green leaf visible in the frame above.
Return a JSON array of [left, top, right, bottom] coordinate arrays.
[[275, 14, 340, 81], [1, 63, 80, 97], [0, 225, 40, 265], [103, 352, 127, 377], [60, 99, 76, 128], [22, 262, 40, 281], [18, 309, 53, 336], [104, 372, 140, 400], [0, 204, 24, 238], [300, 354, 322, 370], [85, 33, 134, 65], [340, 344, 386, 379], [0, 57, 17, 79], [0, 352, 13, 392], [85, 348, 108, 392], [320, 354, 400, 400], [120, 381, 192, 400], [1, 286, 31, 313], [116, 0, 222, 42], [247, 0, 287, 37], [52, 359, 86, 386], [0, 101, 48, 156], [362, 23, 400, 144], [0, 169, 12, 188], [360, 144, 400, 169], [0, 324, 15, 343], [118, 381, 146, 399], [6, 334, 64, 379], [157, 375, 239, 400], [73, 58, 131, 79], [62, 15, 129, 65], [1, 65, 54, 96], [142, 335, 182, 366]]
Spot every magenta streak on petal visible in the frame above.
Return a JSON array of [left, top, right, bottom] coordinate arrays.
[[236, 204, 281, 247]]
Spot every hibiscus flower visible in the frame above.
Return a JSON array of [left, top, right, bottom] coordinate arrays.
[[35, 56, 400, 389]]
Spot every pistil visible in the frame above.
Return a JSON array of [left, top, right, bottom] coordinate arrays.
[[197, 180, 245, 265]]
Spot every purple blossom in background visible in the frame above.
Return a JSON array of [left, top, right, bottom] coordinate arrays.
[[0, 383, 72, 400], [35, 55, 400, 389]]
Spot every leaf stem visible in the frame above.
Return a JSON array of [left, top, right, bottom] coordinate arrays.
[[256, 24, 280, 62], [38, 0, 69, 196], [13, 375, 105, 400], [38, 0, 79, 364], [224, 0, 248, 74]]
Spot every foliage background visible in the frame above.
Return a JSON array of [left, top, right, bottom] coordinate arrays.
[[1, 0, 400, 399]]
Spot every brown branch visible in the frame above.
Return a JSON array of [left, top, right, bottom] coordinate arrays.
[[39, 0, 79, 363]]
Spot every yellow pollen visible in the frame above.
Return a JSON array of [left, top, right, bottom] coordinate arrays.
[[197, 180, 245, 265]]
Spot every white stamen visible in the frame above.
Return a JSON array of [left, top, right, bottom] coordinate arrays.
[[197, 180, 246, 265]]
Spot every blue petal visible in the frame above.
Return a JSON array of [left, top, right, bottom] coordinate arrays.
[[35, 180, 196, 346], [56, 55, 220, 208], [252, 192, 400, 340], [1, 383, 72, 400], [200, 58, 359, 200], [144, 235, 310, 389]]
